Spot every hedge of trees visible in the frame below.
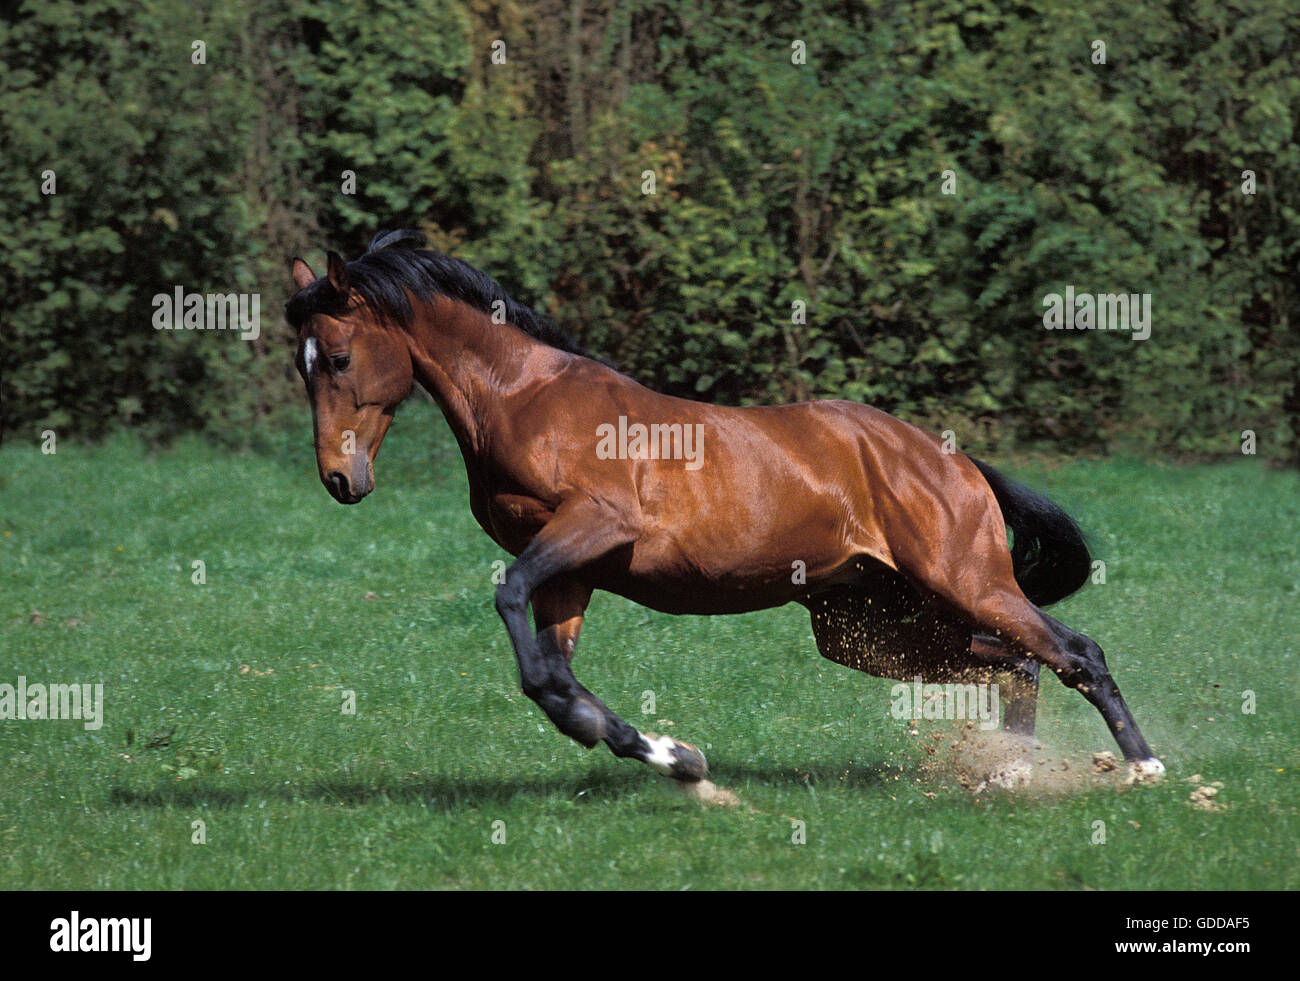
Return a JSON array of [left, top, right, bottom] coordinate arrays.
[[3, 0, 1297, 463]]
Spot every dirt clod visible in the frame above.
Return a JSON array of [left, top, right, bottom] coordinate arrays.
[[1092, 751, 1120, 774]]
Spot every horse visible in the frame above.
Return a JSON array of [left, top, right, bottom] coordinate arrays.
[[285, 229, 1165, 789]]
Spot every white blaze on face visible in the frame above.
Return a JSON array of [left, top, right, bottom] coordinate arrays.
[[303, 337, 318, 379]]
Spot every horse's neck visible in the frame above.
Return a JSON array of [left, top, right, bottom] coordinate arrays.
[[405, 294, 559, 457]]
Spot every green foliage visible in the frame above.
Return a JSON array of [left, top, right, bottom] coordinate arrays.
[[2, 0, 1297, 462], [291, 0, 471, 245], [537, 0, 1299, 460], [2, 1, 254, 439]]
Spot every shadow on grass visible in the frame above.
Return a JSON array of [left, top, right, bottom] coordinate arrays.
[[108, 757, 902, 810], [108, 770, 645, 810], [716, 758, 901, 791]]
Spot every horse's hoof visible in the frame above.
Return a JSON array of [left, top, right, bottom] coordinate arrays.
[[1126, 758, 1166, 784], [643, 734, 708, 781], [672, 740, 709, 781]]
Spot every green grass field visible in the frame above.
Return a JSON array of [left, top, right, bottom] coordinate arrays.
[[2, 399, 1296, 889]]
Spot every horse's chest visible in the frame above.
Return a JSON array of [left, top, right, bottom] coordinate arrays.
[[482, 493, 554, 554]]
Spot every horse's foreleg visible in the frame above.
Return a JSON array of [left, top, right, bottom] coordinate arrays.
[[495, 503, 708, 782], [532, 577, 591, 666]]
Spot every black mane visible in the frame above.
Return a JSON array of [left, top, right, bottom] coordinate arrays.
[[285, 229, 592, 359]]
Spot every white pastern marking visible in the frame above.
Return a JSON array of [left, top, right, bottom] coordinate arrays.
[[643, 734, 678, 776], [1127, 758, 1166, 783], [304, 337, 317, 378]]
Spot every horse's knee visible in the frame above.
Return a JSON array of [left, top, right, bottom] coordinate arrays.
[[523, 681, 606, 748], [553, 694, 607, 747], [519, 675, 548, 704], [494, 580, 527, 618]]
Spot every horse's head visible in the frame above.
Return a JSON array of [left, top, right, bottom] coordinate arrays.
[[287, 251, 413, 504]]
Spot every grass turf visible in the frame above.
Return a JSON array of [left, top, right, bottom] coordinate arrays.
[[1, 399, 1296, 889]]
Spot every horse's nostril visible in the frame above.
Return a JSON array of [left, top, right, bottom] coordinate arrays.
[[327, 471, 350, 499]]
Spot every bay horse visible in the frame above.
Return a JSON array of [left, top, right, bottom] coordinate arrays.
[[286, 229, 1165, 788]]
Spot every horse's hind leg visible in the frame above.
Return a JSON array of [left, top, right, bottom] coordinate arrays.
[[1031, 607, 1163, 778], [892, 535, 1161, 777], [967, 588, 1162, 778], [970, 635, 1039, 738]]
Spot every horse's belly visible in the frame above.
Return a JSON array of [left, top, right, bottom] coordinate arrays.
[[592, 570, 803, 615], [804, 566, 983, 681]]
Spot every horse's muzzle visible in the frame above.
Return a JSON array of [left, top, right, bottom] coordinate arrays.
[[325, 469, 370, 504]]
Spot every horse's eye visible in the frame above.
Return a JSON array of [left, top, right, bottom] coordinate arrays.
[[331, 354, 351, 372]]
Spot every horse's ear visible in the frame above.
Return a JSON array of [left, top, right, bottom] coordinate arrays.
[[290, 258, 316, 291], [326, 251, 349, 292]]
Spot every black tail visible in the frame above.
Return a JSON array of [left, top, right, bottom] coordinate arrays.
[[968, 457, 1092, 607]]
